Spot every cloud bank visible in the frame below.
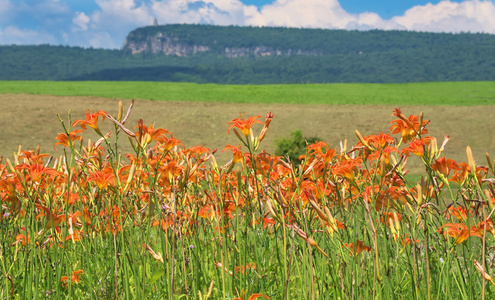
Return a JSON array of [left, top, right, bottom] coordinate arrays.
[[0, 0, 494, 48]]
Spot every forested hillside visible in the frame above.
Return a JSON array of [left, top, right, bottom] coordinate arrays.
[[1, 24, 495, 83]]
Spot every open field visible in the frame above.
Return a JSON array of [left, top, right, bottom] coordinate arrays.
[[2, 80, 495, 105], [0, 93, 494, 174]]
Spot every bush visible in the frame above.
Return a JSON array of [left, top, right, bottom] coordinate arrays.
[[275, 129, 322, 164]]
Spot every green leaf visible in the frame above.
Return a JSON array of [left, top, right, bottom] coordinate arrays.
[[148, 267, 165, 285]]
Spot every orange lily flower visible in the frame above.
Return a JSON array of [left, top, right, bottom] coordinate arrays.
[[308, 141, 328, 153], [54, 130, 84, 148], [198, 204, 219, 220], [235, 263, 257, 275], [366, 132, 395, 149], [157, 134, 183, 151], [443, 203, 468, 221], [374, 186, 409, 210], [228, 114, 263, 137], [401, 137, 434, 157], [66, 230, 83, 243], [61, 270, 84, 289], [15, 163, 62, 183], [431, 157, 460, 178], [0, 177, 23, 201], [397, 234, 419, 247], [158, 160, 183, 182], [13, 234, 30, 247], [72, 110, 106, 132], [450, 162, 470, 184], [263, 216, 276, 229], [83, 207, 93, 225], [332, 165, 355, 181], [469, 219, 495, 238], [368, 145, 398, 165], [233, 290, 269, 300], [223, 145, 243, 164], [18, 151, 50, 164], [343, 239, 371, 256], [135, 119, 169, 148], [152, 218, 174, 232], [36, 204, 65, 230], [437, 223, 481, 245], [88, 167, 115, 190], [390, 108, 428, 141], [309, 142, 338, 164], [181, 145, 210, 159]]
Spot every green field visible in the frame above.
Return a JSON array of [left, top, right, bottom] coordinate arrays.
[[2, 80, 495, 105]]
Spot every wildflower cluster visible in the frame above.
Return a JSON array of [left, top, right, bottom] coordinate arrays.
[[1, 103, 495, 299]]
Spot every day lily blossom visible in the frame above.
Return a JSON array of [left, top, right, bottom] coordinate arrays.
[[72, 110, 107, 135], [228, 114, 263, 138], [54, 130, 84, 148]]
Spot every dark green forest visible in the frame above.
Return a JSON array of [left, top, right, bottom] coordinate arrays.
[[1, 24, 495, 83]]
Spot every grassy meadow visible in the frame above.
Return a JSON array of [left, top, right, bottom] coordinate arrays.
[[2, 80, 495, 105], [1, 81, 495, 299]]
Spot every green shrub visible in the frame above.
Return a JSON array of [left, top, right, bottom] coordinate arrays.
[[274, 130, 322, 165]]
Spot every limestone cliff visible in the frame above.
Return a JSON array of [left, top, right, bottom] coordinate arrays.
[[124, 33, 210, 56], [123, 25, 322, 58]]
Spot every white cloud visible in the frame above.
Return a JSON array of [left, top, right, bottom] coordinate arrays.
[[246, 0, 495, 33], [150, 0, 250, 26], [0, 0, 14, 22], [392, 0, 495, 34], [250, 0, 353, 28], [73, 12, 90, 31], [0, 0, 14, 24], [0, 26, 58, 45], [93, 0, 152, 29], [88, 31, 117, 48]]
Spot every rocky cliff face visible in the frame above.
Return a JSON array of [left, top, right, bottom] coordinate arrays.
[[124, 33, 210, 56], [123, 32, 321, 58], [224, 46, 321, 58]]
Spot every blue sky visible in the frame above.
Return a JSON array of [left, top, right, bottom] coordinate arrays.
[[1, 0, 494, 49]]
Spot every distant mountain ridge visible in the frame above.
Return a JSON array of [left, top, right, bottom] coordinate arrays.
[[1, 24, 495, 83], [123, 24, 324, 58], [122, 23, 495, 58]]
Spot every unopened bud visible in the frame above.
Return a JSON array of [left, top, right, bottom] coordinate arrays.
[[486, 152, 493, 174], [466, 146, 476, 176], [419, 112, 424, 133], [415, 183, 423, 207], [484, 190, 494, 211], [355, 130, 373, 151], [429, 138, 438, 160], [474, 259, 494, 283], [117, 100, 123, 122]]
